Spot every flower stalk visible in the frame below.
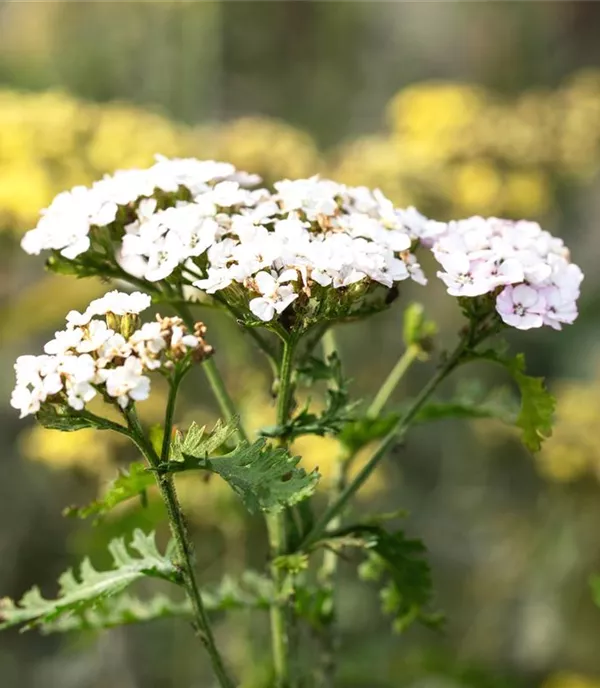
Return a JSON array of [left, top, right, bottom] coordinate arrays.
[[367, 343, 421, 419], [314, 328, 345, 686], [125, 402, 235, 688], [267, 336, 297, 688]]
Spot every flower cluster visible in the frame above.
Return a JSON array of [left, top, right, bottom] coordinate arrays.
[[411, 215, 583, 330], [22, 159, 426, 324], [19, 155, 583, 331], [10, 291, 212, 418], [20, 156, 259, 260], [194, 177, 425, 321]]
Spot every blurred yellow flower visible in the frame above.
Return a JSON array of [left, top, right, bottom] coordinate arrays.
[[0, 91, 321, 238], [334, 70, 600, 219], [20, 426, 122, 477], [194, 116, 322, 184], [544, 673, 600, 688]]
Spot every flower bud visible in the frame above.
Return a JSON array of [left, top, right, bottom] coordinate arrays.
[[120, 313, 141, 340], [105, 311, 120, 333]]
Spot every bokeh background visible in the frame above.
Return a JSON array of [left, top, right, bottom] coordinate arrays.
[[2, 2, 600, 687]]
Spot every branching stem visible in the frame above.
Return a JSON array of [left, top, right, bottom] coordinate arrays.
[[301, 333, 471, 550], [125, 405, 235, 688]]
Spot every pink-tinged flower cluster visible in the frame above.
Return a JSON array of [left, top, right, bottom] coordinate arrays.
[[415, 216, 583, 330], [11, 291, 212, 418]]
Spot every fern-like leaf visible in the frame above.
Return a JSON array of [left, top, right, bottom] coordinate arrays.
[[41, 570, 274, 633], [164, 432, 319, 514], [0, 530, 178, 631]]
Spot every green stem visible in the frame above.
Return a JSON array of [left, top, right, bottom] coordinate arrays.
[[204, 357, 249, 444], [125, 408, 235, 688], [367, 344, 421, 419], [316, 327, 343, 687], [160, 374, 180, 463], [268, 337, 297, 688], [275, 338, 296, 433], [172, 300, 249, 445], [301, 334, 470, 550]]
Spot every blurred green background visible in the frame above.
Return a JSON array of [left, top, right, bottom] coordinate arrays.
[[2, 2, 600, 687]]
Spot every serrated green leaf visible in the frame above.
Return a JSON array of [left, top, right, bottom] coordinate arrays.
[[0, 530, 178, 632], [163, 438, 319, 514], [468, 350, 555, 452], [170, 418, 238, 463], [41, 570, 274, 633], [296, 356, 334, 385], [65, 462, 154, 520], [319, 525, 442, 633]]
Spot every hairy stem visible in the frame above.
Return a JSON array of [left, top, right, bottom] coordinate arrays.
[[126, 407, 235, 688], [367, 343, 421, 419], [301, 334, 470, 550], [267, 337, 297, 688], [315, 328, 345, 687]]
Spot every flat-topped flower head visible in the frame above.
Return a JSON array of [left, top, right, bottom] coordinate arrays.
[[10, 291, 213, 419], [425, 216, 583, 330], [21, 156, 261, 264], [192, 175, 426, 330], [21, 158, 426, 333]]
